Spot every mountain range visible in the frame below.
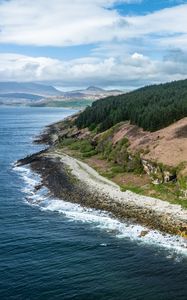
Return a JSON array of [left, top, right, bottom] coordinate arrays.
[[0, 82, 62, 96], [0, 82, 123, 106]]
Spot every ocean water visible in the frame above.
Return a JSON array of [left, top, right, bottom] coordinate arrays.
[[1, 106, 187, 300]]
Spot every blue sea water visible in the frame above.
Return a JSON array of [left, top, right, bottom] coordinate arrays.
[[0, 106, 187, 300]]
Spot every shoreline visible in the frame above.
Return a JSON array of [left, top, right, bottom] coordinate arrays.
[[17, 144, 187, 237]]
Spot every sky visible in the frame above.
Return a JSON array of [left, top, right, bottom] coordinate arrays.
[[0, 0, 187, 90]]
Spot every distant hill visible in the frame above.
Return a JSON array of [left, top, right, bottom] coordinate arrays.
[[0, 83, 123, 107], [86, 86, 104, 92], [0, 93, 45, 105], [0, 93, 43, 100], [0, 82, 62, 96], [30, 86, 123, 107], [76, 79, 187, 132], [70, 86, 122, 96]]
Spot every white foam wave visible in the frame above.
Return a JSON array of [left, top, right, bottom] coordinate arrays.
[[14, 165, 41, 186], [40, 199, 187, 256], [14, 164, 187, 257], [13, 165, 46, 204]]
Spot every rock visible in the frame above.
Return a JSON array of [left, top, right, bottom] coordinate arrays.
[[139, 230, 149, 237], [142, 159, 177, 184]]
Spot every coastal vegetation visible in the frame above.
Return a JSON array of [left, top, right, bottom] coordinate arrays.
[[17, 76, 187, 237], [32, 99, 94, 108], [23, 78, 187, 237], [75, 79, 187, 132], [51, 79, 187, 210], [57, 123, 187, 209]]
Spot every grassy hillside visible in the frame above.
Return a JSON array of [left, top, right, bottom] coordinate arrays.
[[75, 79, 187, 132], [53, 79, 187, 208], [54, 116, 187, 208]]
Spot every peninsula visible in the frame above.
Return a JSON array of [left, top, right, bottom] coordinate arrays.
[[17, 79, 187, 238]]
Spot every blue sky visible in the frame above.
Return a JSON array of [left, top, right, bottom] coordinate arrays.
[[114, 0, 187, 15], [0, 0, 187, 89]]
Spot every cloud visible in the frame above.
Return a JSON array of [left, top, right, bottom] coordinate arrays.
[[1, 52, 187, 88], [0, 1, 187, 88], [0, 0, 137, 46], [0, 0, 186, 50]]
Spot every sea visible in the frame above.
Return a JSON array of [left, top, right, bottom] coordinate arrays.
[[1, 106, 187, 300]]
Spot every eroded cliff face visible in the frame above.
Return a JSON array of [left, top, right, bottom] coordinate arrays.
[[141, 159, 177, 185]]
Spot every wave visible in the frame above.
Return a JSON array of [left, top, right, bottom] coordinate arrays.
[[14, 164, 187, 257]]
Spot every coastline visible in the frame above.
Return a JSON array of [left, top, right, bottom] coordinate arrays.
[[17, 140, 187, 237]]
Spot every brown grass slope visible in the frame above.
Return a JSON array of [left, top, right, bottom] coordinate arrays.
[[112, 117, 187, 174]]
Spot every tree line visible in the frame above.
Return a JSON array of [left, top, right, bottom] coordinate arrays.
[[75, 79, 187, 132]]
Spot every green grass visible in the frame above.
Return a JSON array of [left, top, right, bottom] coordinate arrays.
[[111, 165, 125, 174], [59, 138, 98, 159], [57, 135, 187, 209], [120, 184, 145, 194], [59, 138, 77, 147], [33, 99, 93, 108]]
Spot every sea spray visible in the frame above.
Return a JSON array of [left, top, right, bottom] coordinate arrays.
[[14, 165, 187, 257]]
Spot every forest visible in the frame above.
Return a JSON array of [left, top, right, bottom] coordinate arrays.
[[75, 79, 187, 132]]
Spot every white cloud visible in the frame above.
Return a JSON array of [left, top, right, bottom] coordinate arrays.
[[0, 0, 138, 46], [0, 0, 186, 49], [1, 52, 187, 88], [0, 1, 187, 87]]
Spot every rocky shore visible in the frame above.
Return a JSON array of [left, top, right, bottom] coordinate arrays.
[[17, 144, 187, 237]]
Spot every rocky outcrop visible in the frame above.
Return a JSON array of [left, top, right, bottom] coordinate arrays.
[[141, 159, 177, 184]]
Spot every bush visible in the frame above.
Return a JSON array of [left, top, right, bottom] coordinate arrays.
[[60, 138, 76, 147], [82, 150, 98, 158], [69, 139, 95, 154]]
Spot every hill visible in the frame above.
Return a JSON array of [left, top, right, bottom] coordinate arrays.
[[71, 86, 122, 97], [76, 79, 187, 132], [18, 79, 187, 236], [0, 93, 45, 105], [0, 83, 122, 107], [111, 117, 187, 174], [0, 82, 62, 96], [30, 86, 122, 108], [44, 79, 187, 209]]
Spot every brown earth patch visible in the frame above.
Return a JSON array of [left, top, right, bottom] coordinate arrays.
[[174, 124, 187, 138], [113, 173, 151, 187], [112, 117, 187, 174], [85, 156, 110, 172]]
